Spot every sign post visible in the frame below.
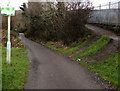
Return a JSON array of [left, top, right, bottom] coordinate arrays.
[[7, 15, 11, 64], [1, 5, 15, 64]]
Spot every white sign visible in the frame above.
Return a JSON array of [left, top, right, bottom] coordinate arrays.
[[1, 6, 15, 16]]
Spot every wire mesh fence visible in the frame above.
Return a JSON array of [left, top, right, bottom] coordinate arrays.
[[89, 1, 120, 26]]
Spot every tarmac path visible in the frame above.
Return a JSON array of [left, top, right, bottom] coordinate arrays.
[[85, 24, 120, 40], [20, 33, 105, 89]]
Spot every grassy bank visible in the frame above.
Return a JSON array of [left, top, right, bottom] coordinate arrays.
[[73, 35, 111, 59], [45, 35, 119, 89], [45, 40, 88, 55], [45, 35, 111, 58], [79, 51, 119, 89], [2, 47, 30, 89], [45, 34, 95, 55]]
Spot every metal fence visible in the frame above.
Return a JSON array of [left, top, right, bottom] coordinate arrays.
[[89, 1, 120, 26]]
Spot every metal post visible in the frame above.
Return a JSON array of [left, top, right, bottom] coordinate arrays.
[[118, 1, 120, 26], [119, 1, 120, 9], [99, 4, 101, 24], [6, 16, 11, 64], [109, 2, 111, 9], [99, 4, 101, 10], [107, 2, 111, 25]]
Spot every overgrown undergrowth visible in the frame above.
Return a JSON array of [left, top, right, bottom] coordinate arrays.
[[2, 47, 30, 89]]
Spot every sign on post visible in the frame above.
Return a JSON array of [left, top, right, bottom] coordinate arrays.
[[1, 5, 15, 64], [1, 6, 15, 16]]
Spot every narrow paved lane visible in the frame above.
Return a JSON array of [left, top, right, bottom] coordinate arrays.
[[85, 24, 120, 40], [20, 33, 104, 89]]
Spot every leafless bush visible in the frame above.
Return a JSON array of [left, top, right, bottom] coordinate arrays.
[[14, 1, 93, 45]]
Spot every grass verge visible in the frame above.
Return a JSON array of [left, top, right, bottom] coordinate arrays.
[[44, 34, 96, 55], [2, 47, 30, 89], [78, 51, 119, 89], [45, 40, 88, 55], [73, 35, 112, 59]]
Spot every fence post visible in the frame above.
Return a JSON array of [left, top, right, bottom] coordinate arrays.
[[118, 1, 120, 9], [118, 1, 120, 26], [99, 4, 101, 10], [99, 4, 101, 24], [109, 2, 111, 9]]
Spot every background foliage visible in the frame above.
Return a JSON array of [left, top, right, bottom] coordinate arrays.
[[14, 1, 93, 45]]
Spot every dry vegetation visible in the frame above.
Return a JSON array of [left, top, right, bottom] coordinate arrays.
[[14, 1, 93, 45], [1, 30, 23, 47]]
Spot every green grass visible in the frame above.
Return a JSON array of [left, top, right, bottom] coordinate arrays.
[[73, 35, 112, 59], [63, 41, 88, 55], [45, 33, 95, 55], [45, 34, 96, 55], [2, 47, 30, 89], [78, 51, 120, 89], [45, 40, 88, 55]]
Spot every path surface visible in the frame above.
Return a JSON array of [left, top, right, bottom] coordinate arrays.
[[70, 24, 120, 58], [20, 33, 104, 89], [85, 24, 120, 40]]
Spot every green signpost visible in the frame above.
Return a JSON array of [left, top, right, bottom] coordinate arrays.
[[1, 4, 15, 64], [1, 6, 15, 16]]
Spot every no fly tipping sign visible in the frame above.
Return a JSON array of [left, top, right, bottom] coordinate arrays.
[[1, 4, 15, 64], [1, 5, 15, 16]]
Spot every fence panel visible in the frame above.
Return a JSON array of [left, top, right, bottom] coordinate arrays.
[[89, 1, 120, 26]]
